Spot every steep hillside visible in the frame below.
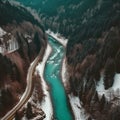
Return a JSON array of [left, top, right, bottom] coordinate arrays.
[[15, 0, 120, 119], [0, 1, 47, 118]]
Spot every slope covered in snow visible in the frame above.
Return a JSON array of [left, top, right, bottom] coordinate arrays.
[[0, 27, 6, 37], [96, 73, 120, 101]]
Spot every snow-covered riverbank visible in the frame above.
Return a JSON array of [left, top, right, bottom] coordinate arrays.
[[96, 73, 120, 101], [46, 30, 68, 47], [36, 44, 53, 120]]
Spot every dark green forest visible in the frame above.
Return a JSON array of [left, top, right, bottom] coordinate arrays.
[[12, 0, 120, 119]]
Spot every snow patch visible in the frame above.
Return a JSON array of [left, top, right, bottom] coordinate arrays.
[[96, 75, 113, 101], [0, 32, 19, 54], [69, 94, 89, 120], [61, 58, 69, 88], [112, 73, 120, 91], [0, 27, 6, 37], [46, 29, 68, 47], [96, 75, 105, 95], [96, 73, 120, 101]]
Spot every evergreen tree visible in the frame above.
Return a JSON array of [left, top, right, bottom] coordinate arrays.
[[26, 102, 33, 119], [99, 94, 106, 111], [94, 91, 99, 102], [15, 112, 20, 120]]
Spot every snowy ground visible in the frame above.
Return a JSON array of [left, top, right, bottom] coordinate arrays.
[[48, 31, 88, 120], [0, 27, 6, 37], [112, 74, 120, 91], [36, 44, 53, 120], [0, 27, 19, 54], [96, 73, 120, 101], [46, 29, 68, 47]]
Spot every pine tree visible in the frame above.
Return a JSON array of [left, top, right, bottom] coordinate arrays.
[[99, 94, 106, 111], [94, 91, 99, 102], [26, 102, 33, 119], [15, 112, 20, 120]]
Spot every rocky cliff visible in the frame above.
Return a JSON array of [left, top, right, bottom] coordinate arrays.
[[0, 1, 47, 118]]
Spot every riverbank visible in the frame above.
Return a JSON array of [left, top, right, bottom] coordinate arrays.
[[36, 44, 53, 120], [62, 58, 89, 120], [46, 29, 68, 47]]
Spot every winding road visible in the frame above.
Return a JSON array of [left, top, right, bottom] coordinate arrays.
[[1, 47, 45, 120], [2, 35, 73, 120]]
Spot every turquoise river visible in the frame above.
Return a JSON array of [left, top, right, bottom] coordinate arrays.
[[44, 36, 73, 120]]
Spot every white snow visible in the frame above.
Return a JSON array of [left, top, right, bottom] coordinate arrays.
[[0, 27, 6, 37], [46, 29, 68, 47], [0, 29, 19, 54], [96, 74, 114, 101], [36, 44, 53, 120], [96, 73, 120, 101], [112, 73, 120, 91], [7, 37, 19, 54], [62, 58, 67, 83], [69, 94, 89, 120], [24, 34, 32, 43], [96, 75, 106, 95]]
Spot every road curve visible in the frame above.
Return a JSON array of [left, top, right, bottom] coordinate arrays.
[[1, 47, 45, 120]]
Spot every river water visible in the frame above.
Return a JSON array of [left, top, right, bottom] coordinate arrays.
[[44, 37, 73, 120]]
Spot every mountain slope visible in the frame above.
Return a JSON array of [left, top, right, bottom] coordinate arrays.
[[0, 1, 47, 118], [15, 0, 120, 119]]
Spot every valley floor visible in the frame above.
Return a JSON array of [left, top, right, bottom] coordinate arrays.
[[47, 30, 89, 120]]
